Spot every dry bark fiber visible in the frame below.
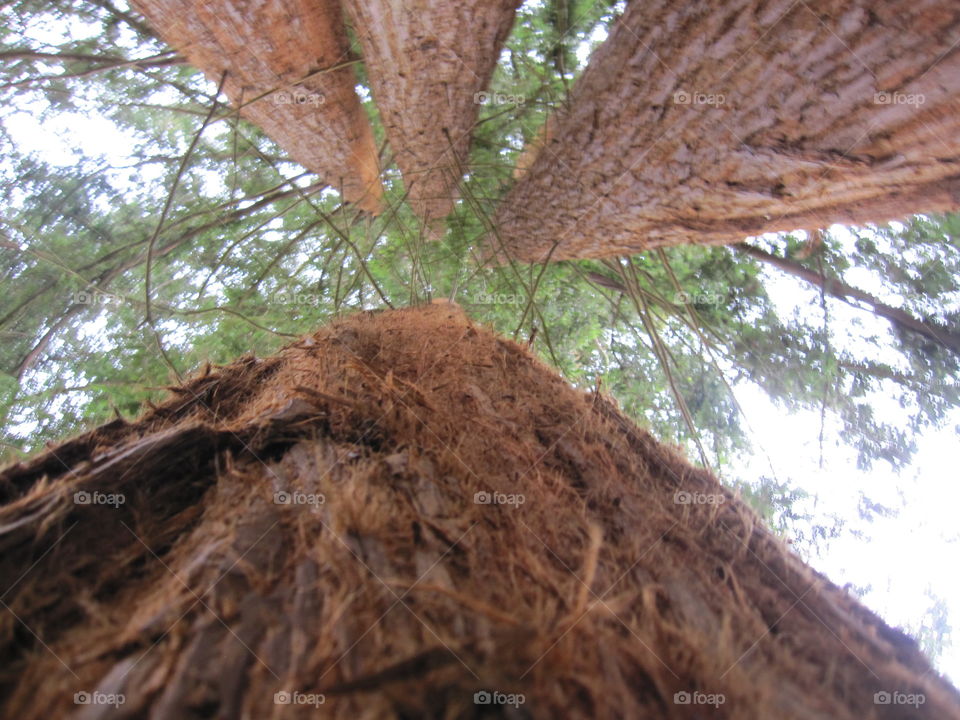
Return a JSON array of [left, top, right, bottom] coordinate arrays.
[[132, 0, 383, 212], [492, 0, 960, 262], [1, 303, 958, 719]]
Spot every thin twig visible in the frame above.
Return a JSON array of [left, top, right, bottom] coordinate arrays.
[[144, 71, 227, 381]]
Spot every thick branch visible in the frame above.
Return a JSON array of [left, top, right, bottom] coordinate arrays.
[[736, 242, 960, 356], [0, 49, 179, 65]]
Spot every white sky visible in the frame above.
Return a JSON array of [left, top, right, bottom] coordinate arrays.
[[729, 252, 960, 683], [736, 382, 960, 682]]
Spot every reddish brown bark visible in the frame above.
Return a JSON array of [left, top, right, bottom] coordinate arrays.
[[132, 0, 383, 212], [345, 0, 522, 225], [492, 0, 960, 262]]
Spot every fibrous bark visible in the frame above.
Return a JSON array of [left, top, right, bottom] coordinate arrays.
[[492, 0, 960, 262], [132, 0, 383, 212], [1, 303, 957, 718], [345, 0, 522, 225]]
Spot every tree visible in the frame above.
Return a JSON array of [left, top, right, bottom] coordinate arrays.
[[492, 0, 960, 261], [1, 304, 957, 718], [345, 0, 523, 223], [0, 0, 958, 677], [130, 0, 383, 211]]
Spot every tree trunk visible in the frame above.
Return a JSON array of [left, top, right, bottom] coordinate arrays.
[[491, 0, 960, 262], [345, 0, 522, 225], [1, 304, 956, 719], [131, 0, 384, 212]]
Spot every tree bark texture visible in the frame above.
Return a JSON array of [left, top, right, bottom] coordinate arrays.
[[132, 0, 384, 212], [345, 0, 522, 225], [1, 304, 957, 718], [491, 0, 960, 262]]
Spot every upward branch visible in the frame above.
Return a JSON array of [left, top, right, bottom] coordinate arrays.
[[0, 49, 179, 64], [735, 242, 960, 357]]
